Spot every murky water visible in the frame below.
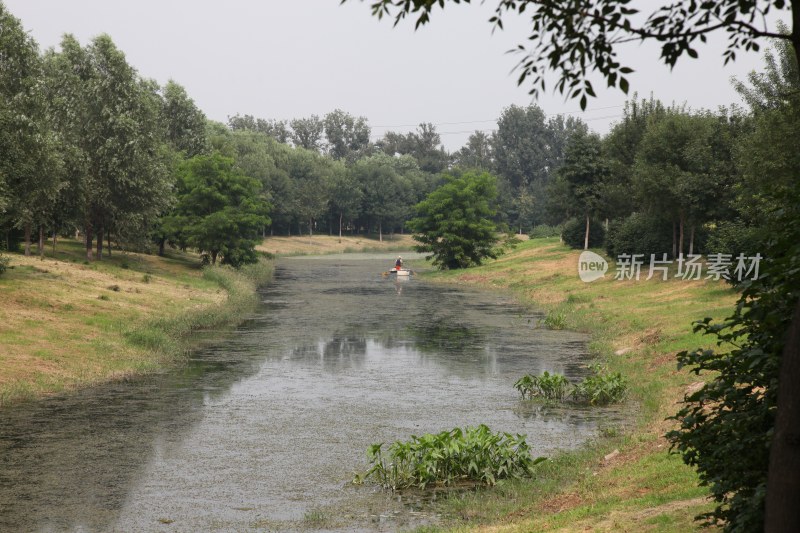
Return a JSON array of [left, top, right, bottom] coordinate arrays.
[[0, 253, 623, 532]]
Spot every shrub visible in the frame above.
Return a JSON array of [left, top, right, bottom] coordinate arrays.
[[0, 254, 9, 277], [605, 212, 672, 258], [704, 219, 765, 260], [561, 217, 605, 249], [529, 224, 562, 239], [354, 425, 545, 490]]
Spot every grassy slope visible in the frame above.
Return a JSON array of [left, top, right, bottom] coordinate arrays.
[[0, 239, 272, 406], [420, 237, 736, 532], [257, 233, 415, 256]]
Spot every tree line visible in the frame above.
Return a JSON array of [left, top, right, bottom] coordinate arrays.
[[0, 0, 792, 271]]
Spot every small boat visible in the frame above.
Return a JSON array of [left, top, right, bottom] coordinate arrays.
[[389, 267, 412, 276]]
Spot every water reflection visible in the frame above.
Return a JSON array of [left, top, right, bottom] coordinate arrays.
[[0, 253, 623, 532]]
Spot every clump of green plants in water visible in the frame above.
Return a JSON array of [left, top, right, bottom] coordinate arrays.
[[542, 310, 567, 329], [515, 365, 627, 406], [514, 371, 570, 400], [353, 425, 545, 490], [572, 364, 628, 405]]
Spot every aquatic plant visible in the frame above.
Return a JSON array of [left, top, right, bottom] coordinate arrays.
[[514, 371, 570, 401], [572, 364, 628, 405], [542, 310, 567, 330], [354, 425, 545, 490]]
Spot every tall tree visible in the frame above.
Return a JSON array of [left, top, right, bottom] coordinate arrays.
[[0, 3, 62, 256], [49, 34, 171, 260], [452, 130, 493, 170], [161, 80, 208, 157], [323, 109, 371, 161], [289, 115, 325, 152], [555, 130, 608, 249]]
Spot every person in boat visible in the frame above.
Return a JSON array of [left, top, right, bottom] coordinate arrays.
[[395, 256, 403, 269]]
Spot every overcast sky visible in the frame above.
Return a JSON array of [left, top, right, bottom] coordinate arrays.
[[4, 0, 788, 151]]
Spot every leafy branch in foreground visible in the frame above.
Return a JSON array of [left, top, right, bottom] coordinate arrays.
[[353, 425, 545, 490], [354, 0, 795, 109]]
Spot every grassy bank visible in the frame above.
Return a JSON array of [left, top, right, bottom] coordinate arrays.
[[0, 239, 272, 407], [257, 233, 415, 256], [419, 237, 737, 532]]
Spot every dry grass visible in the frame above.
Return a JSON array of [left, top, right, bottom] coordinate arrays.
[[0, 240, 266, 406], [257, 234, 415, 256]]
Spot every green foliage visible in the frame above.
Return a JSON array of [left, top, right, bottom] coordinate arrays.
[[165, 153, 270, 267], [572, 365, 628, 405], [704, 219, 764, 260], [408, 171, 505, 269], [667, 44, 800, 529], [514, 371, 570, 401], [0, 253, 9, 276], [561, 217, 605, 249], [528, 224, 562, 239], [605, 212, 673, 258], [542, 310, 567, 330], [354, 425, 545, 490], [515, 366, 627, 405], [360, 0, 794, 110]]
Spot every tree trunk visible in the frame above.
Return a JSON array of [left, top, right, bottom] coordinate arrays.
[[211, 250, 218, 265], [85, 223, 93, 262], [379, 222, 383, 242], [672, 220, 677, 258], [38, 225, 44, 259], [107, 230, 111, 257], [584, 213, 590, 250], [52, 228, 57, 255], [765, 297, 800, 532], [158, 237, 165, 257], [338, 212, 343, 243], [765, 14, 800, 530], [96, 224, 104, 260], [24, 223, 31, 257], [689, 225, 695, 256], [678, 213, 685, 259]]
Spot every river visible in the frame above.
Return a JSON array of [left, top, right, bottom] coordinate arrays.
[[0, 253, 621, 532]]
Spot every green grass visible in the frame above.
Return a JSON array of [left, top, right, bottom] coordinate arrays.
[[415, 238, 735, 531]]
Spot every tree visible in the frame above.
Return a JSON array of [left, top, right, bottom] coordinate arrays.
[[166, 153, 270, 266], [287, 148, 332, 236], [0, 3, 63, 257], [376, 123, 449, 173], [47, 34, 171, 261], [228, 113, 291, 144], [323, 109, 371, 161], [329, 166, 363, 240], [353, 152, 411, 240], [555, 130, 608, 249], [452, 130, 493, 170], [407, 171, 503, 269], [161, 80, 208, 157], [289, 115, 325, 152]]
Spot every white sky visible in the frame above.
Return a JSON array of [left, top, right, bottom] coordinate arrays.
[[4, 0, 788, 151]]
